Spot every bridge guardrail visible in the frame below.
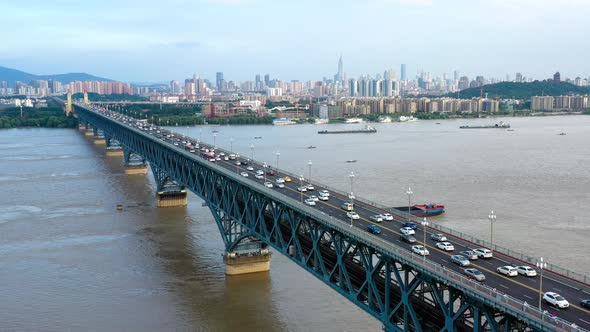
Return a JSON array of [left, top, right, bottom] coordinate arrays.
[[84, 106, 585, 331]]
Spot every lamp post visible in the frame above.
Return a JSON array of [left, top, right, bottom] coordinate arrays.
[[406, 187, 413, 222], [263, 162, 268, 183], [299, 175, 305, 202], [250, 143, 254, 161], [199, 129, 202, 142], [213, 133, 217, 149], [276, 151, 281, 170], [488, 210, 496, 252], [421, 217, 429, 260], [308, 160, 312, 183], [349, 171, 355, 227], [230, 138, 234, 153], [536, 257, 547, 310], [236, 153, 240, 174]]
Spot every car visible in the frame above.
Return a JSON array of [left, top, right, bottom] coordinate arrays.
[[304, 198, 316, 206], [430, 233, 447, 242], [400, 234, 417, 243], [234, 160, 241, 165], [275, 181, 285, 188], [255, 170, 264, 175], [435, 242, 455, 251], [284, 176, 292, 182], [319, 190, 330, 197], [276, 178, 285, 183], [246, 166, 254, 171], [367, 225, 382, 235], [306, 184, 315, 191], [318, 194, 329, 201], [266, 169, 276, 176], [497, 266, 518, 277], [241, 159, 249, 165], [400, 227, 415, 235], [346, 211, 360, 220], [296, 186, 307, 192], [451, 255, 471, 267], [370, 214, 383, 223], [543, 292, 569, 308], [411, 245, 429, 256], [341, 202, 354, 211], [464, 268, 486, 282], [402, 222, 417, 229], [309, 195, 319, 202], [516, 266, 537, 277], [264, 182, 274, 188], [381, 213, 394, 221], [459, 250, 478, 260], [255, 174, 264, 179], [240, 172, 248, 177], [472, 248, 493, 259], [581, 300, 590, 309]]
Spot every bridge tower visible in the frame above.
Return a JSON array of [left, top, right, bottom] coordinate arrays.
[[65, 90, 73, 116], [83, 90, 89, 104]]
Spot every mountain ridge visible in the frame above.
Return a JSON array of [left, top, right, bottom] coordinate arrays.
[[0, 66, 113, 86]]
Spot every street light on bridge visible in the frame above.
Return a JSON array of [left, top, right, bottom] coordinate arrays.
[[250, 143, 255, 161], [536, 257, 548, 310], [236, 153, 240, 174], [349, 171, 355, 227], [263, 162, 268, 183], [488, 210, 496, 252], [308, 160, 312, 183], [299, 175, 305, 203], [276, 151, 280, 170], [421, 217, 429, 260], [406, 187, 413, 222], [230, 138, 234, 153]]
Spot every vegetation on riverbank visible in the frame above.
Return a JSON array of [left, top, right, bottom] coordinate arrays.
[[450, 81, 590, 100], [72, 93, 148, 102], [0, 102, 77, 129]]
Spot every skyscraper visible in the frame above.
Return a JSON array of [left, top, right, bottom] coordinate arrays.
[[553, 72, 561, 82], [335, 55, 344, 83], [264, 74, 270, 87], [216, 72, 224, 91], [400, 64, 407, 81]]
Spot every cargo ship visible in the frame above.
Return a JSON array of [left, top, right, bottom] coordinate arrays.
[[318, 125, 377, 134], [460, 121, 510, 129], [394, 204, 445, 217]]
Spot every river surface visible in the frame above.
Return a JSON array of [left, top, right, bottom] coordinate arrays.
[[0, 115, 588, 331]]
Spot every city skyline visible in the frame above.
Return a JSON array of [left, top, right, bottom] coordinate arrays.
[[2, 0, 590, 82]]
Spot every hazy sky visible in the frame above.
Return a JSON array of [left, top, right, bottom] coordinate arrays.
[[1, 0, 589, 82]]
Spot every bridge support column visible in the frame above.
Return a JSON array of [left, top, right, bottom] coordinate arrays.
[[223, 250, 271, 275], [105, 136, 124, 156], [156, 189, 188, 207], [84, 128, 94, 137], [124, 149, 148, 175], [78, 123, 86, 132]]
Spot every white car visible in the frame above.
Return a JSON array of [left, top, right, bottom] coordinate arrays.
[[543, 292, 569, 308], [246, 166, 254, 171], [304, 198, 316, 206], [436, 242, 455, 251], [381, 213, 394, 221], [240, 172, 248, 177], [255, 174, 264, 179], [318, 194, 329, 201], [516, 266, 537, 277], [496, 266, 518, 277], [472, 248, 493, 259], [370, 214, 383, 223], [346, 211, 360, 220], [319, 190, 330, 197], [264, 182, 274, 188], [256, 170, 264, 175], [306, 184, 315, 191], [400, 227, 415, 235], [309, 195, 319, 202], [297, 186, 307, 192], [276, 178, 285, 183], [411, 245, 429, 256], [275, 182, 285, 188]]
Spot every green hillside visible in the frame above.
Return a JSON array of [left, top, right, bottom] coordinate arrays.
[[454, 81, 590, 100]]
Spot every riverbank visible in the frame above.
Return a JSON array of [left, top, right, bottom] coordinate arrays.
[[0, 106, 78, 129]]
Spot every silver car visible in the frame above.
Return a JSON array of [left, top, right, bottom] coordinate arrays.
[[459, 250, 478, 260], [451, 255, 470, 267], [464, 268, 486, 282]]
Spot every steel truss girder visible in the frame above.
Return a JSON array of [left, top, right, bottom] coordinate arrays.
[[75, 107, 554, 332]]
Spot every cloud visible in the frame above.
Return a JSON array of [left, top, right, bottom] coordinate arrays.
[[173, 41, 201, 49]]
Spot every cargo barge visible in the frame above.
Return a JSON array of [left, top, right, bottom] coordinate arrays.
[[318, 125, 377, 134], [394, 204, 445, 217]]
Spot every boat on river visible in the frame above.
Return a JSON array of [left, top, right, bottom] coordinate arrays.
[[460, 121, 510, 129], [318, 125, 376, 134], [394, 204, 445, 217]]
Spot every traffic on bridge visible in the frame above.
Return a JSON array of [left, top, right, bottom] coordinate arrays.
[[80, 104, 590, 331]]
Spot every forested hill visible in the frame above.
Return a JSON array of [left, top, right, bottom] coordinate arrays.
[[454, 81, 590, 100]]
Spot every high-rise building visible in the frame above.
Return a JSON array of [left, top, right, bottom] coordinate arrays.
[[453, 70, 459, 81], [334, 55, 344, 83], [400, 64, 407, 81], [216, 72, 224, 91], [515, 73, 523, 83], [348, 79, 358, 97], [553, 72, 561, 82], [264, 74, 270, 87]]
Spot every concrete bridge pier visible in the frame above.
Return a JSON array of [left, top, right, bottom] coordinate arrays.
[[78, 123, 87, 132], [84, 128, 94, 137], [105, 136, 124, 157], [156, 189, 188, 207], [124, 150, 148, 175], [223, 243, 271, 275]]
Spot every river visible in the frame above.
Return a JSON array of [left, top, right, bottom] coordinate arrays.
[[0, 115, 588, 331]]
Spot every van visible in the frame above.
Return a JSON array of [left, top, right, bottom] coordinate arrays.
[[341, 202, 354, 211]]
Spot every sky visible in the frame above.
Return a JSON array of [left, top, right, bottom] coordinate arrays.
[[1, 0, 589, 83]]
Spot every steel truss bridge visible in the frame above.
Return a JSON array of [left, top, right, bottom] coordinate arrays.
[[71, 102, 587, 332]]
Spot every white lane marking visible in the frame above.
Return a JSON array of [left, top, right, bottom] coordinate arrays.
[[485, 261, 494, 266], [579, 318, 590, 325], [553, 288, 562, 293], [499, 284, 510, 289], [523, 295, 534, 300]]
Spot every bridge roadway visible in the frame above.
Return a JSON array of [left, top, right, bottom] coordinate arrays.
[[93, 108, 590, 330]]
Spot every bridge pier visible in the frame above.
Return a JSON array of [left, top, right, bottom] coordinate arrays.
[[84, 128, 94, 137], [125, 163, 148, 175], [106, 147, 124, 157], [156, 189, 188, 207], [223, 250, 271, 275]]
